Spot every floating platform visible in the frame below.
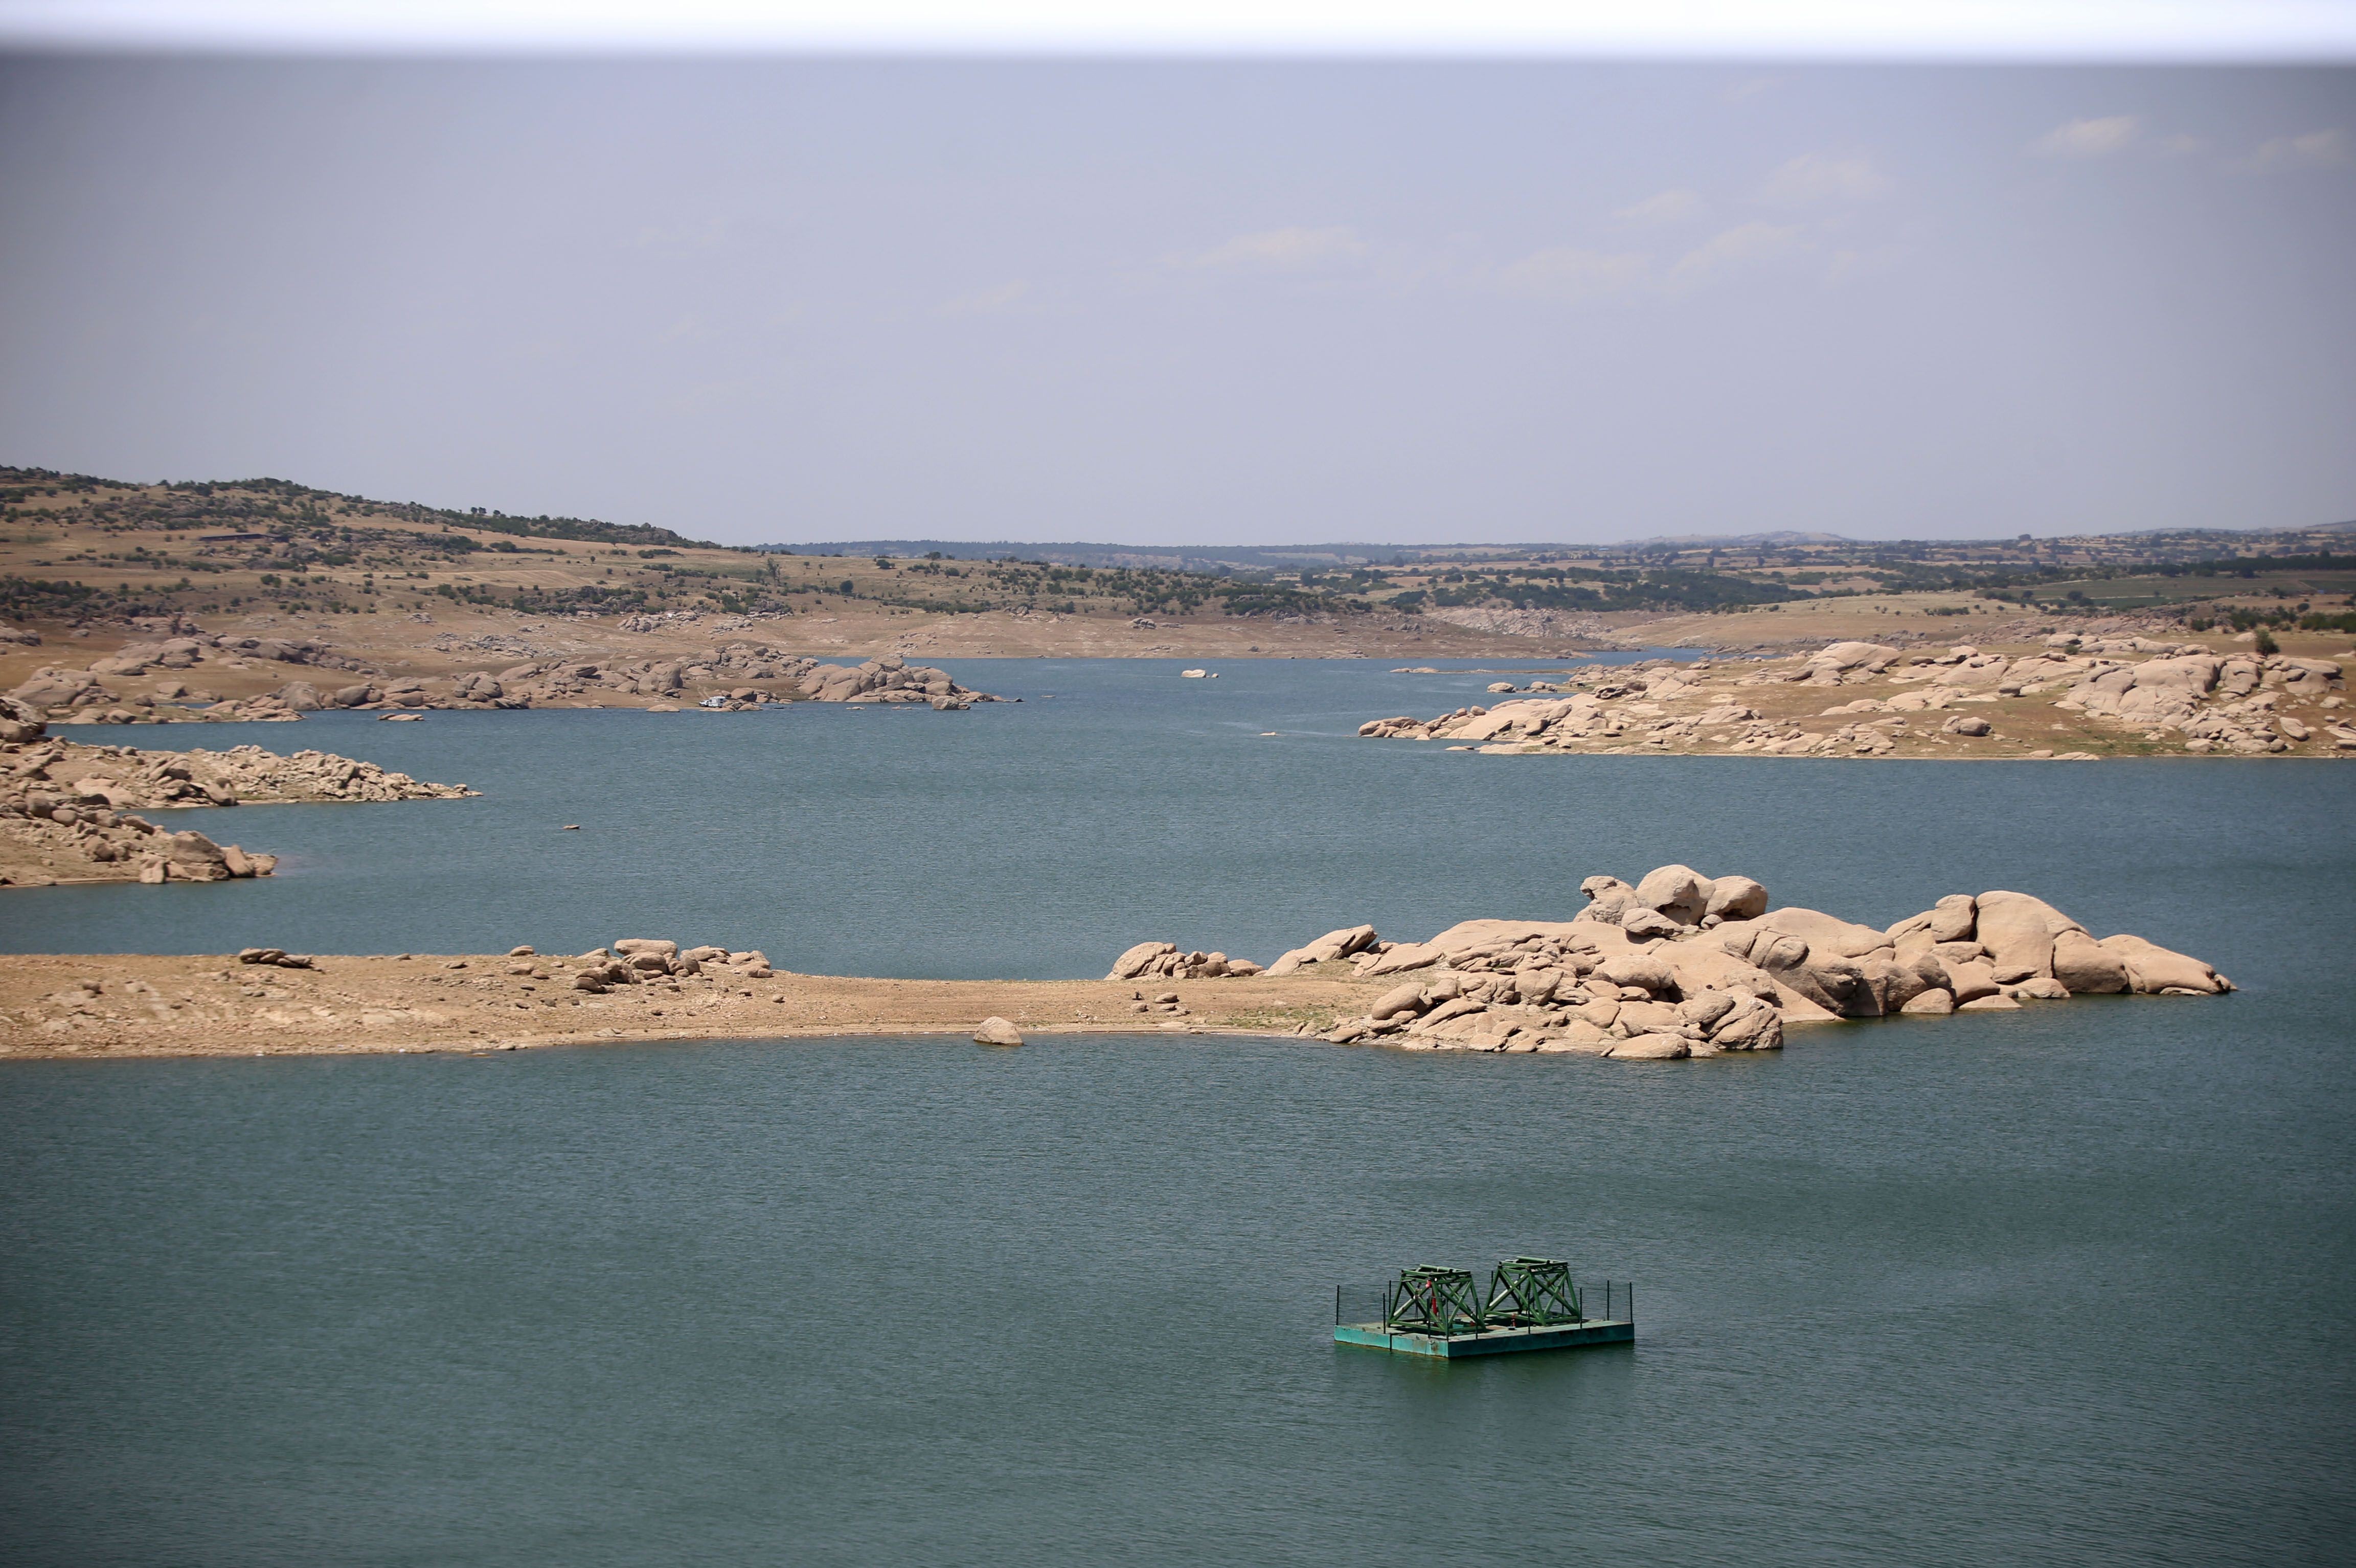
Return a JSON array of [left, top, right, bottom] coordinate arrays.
[[1334, 1259, 1635, 1358], [1333, 1316, 1634, 1358]]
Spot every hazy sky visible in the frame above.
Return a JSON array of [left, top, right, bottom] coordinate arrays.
[[2, 57, 2350, 544]]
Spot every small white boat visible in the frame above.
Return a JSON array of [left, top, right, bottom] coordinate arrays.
[[1181, 668, 1208, 678]]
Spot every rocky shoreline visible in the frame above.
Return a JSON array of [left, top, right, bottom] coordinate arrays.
[[1362, 637, 2350, 759], [1, 699, 474, 888], [1115, 864, 2231, 1061], [3, 867, 2230, 1058], [9, 627, 1006, 722]]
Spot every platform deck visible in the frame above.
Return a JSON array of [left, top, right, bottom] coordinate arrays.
[[1332, 1318, 1635, 1358]]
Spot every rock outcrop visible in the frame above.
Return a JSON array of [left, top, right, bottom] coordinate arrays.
[[0, 792, 275, 888], [2, 732, 472, 889], [1112, 864, 2232, 1061], [11, 634, 1007, 723], [1357, 639, 2348, 759], [1105, 941, 1264, 981]]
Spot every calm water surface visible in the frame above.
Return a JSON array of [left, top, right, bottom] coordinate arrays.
[[3, 658, 2351, 1563]]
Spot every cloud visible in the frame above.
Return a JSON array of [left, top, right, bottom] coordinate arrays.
[[1495, 246, 1648, 302], [1668, 222, 1805, 283], [940, 280, 1026, 316], [2032, 116, 2141, 158], [2249, 128, 2351, 170], [1613, 189, 1703, 226], [1176, 225, 1370, 272], [1755, 152, 1890, 207]]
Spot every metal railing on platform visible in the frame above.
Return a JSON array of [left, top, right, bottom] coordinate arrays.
[[1334, 1276, 1634, 1332]]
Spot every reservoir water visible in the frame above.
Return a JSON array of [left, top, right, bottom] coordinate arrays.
[[3, 658, 2352, 1563]]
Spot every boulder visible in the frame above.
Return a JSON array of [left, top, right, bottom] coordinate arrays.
[[614, 938, 679, 959], [1108, 941, 1178, 981], [1656, 941, 1836, 1023], [2051, 930, 2128, 994], [1575, 875, 1645, 925], [1535, 1020, 1615, 1054], [1805, 641, 1902, 676], [1708, 996, 1783, 1050], [1750, 907, 1891, 959], [1513, 969, 1564, 1006], [164, 830, 231, 881], [1677, 991, 1738, 1030], [1859, 949, 1944, 1015], [1957, 995, 2022, 1011], [1899, 988, 1956, 1015], [1614, 998, 1682, 1033], [972, 1016, 1025, 1046], [2097, 934, 2232, 995], [1633, 863, 1712, 925], [0, 694, 44, 743], [1973, 891, 2086, 983], [1605, 1033, 1691, 1060], [2133, 654, 2220, 693], [1928, 894, 1977, 943], [11, 668, 105, 709], [1362, 942, 1445, 977], [1267, 924, 1379, 974], [1621, 908, 1686, 940], [1369, 983, 1430, 1021], [1944, 960, 2001, 1004], [1941, 715, 1992, 737], [1595, 953, 1675, 995], [1702, 875, 1769, 923]]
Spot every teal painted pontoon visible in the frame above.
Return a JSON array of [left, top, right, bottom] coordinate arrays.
[[1333, 1258, 1634, 1359]]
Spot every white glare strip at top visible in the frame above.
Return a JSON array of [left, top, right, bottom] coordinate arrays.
[[3, 0, 2355, 58]]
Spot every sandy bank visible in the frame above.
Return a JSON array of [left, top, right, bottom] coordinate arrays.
[[0, 953, 1388, 1059]]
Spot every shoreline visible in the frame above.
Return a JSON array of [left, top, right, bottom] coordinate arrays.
[[0, 952, 1391, 1060]]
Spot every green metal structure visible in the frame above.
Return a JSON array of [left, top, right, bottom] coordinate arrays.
[[1385, 1266, 1485, 1336], [1483, 1257, 1583, 1327], [1338, 1256, 1634, 1359]]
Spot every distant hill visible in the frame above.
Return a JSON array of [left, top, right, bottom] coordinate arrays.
[[0, 467, 717, 551], [764, 540, 1428, 573], [769, 518, 2355, 572]]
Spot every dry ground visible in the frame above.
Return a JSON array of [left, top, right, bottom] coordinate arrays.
[[0, 953, 1391, 1059]]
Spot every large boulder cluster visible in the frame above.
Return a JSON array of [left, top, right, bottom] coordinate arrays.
[[1105, 941, 1264, 981], [1112, 863, 2232, 1061], [563, 939, 775, 992], [791, 654, 1000, 709], [1357, 637, 2349, 758], [1, 787, 273, 887], [6, 738, 470, 811], [2, 724, 469, 888]]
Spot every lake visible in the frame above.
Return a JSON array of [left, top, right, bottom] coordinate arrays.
[[3, 657, 2351, 1563]]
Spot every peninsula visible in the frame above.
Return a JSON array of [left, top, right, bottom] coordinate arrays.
[[4, 868, 2227, 1062], [1362, 636, 2349, 758]]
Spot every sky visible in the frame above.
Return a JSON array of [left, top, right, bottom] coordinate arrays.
[[1, 55, 2351, 546]]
